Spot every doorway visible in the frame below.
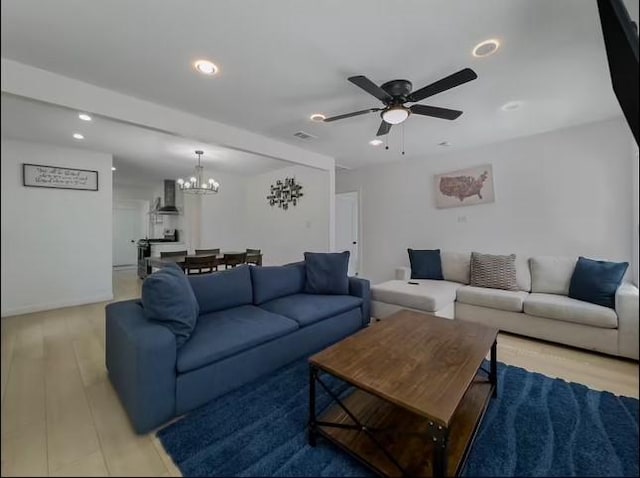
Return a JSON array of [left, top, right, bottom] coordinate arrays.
[[113, 201, 148, 267], [335, 192, 360, 276]]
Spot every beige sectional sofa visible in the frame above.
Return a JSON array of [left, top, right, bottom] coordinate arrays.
[[370, 252, 639, 360]]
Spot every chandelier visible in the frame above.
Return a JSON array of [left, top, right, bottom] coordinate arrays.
[[177, 150, 220, 194]]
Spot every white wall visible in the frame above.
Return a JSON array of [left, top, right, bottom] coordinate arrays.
[[1, 138, 113, 316], [245, 165, 331, 265], [337, 118, 634, 284], [198, 171, 250, 253]]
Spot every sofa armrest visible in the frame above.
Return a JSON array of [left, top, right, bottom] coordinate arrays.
[[349, 276, 371, 326], [616, 282, 639, 360], [105, 299, 177, 433], [395, 266, 411, 281]]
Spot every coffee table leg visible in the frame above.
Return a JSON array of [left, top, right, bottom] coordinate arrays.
[[490, 340, 498, 398], [308, 365, 317, 447], [432, 427, 448, 478]]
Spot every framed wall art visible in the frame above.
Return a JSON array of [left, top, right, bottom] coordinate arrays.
[[23, 163, 99, 191], [434, 164, 494, 209]]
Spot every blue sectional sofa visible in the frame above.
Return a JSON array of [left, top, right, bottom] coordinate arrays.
[[106, 263, 371, 434]]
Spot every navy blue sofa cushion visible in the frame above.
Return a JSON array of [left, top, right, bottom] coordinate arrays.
[[408, 248, 444, 280], [259, 293, 362, 327], [141, 265, 199, 347], [188, 265, 253, 314], [177, 305, 298, 373], [569, 256, 628, 309], [304, 251, 350, 295], [250, 263, 305, 304]]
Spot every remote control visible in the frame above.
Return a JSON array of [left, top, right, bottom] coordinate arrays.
[[407, 281, 419, 285]]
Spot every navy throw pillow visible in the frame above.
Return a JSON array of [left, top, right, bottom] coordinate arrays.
[[142, 265, 200, 346], [408, 249, 444, 280], [304, 251, 350, 295], [568, 256, 628, 309]]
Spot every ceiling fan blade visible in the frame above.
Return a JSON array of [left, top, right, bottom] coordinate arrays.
[[376, 120, 392, 136], [348, 76, 393, 102], [410, 104, 463, 120], [323, 108, 380, 122], [408, 68, 477, 103]]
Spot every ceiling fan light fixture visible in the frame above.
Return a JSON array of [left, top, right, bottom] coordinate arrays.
[[381, 106, 409, 125]]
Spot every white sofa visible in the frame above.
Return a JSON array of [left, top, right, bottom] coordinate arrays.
[[370, 252, 639, 360]]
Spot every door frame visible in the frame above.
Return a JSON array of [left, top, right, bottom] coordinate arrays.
[[335, 190, 361, 277]]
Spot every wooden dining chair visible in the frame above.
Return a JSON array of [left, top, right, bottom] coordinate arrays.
[[183, 255, 219, 275], [160, 250, 188, 258], [223, 252, 247, 269], [245, 248, 262, 266], [195, 248, 220, 255]]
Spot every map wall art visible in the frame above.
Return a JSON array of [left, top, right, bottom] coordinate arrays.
[[434, 164, 495, 209]]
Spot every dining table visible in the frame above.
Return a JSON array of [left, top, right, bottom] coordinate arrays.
[[147, 251, 262, 270]]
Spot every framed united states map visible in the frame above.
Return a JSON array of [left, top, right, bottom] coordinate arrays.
[[434, 164, 494, 209]]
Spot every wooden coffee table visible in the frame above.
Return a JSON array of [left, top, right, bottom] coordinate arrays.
[[308, 310, 498, 477]]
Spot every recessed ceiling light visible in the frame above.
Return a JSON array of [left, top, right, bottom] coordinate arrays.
[[72, 133, 84, 140], [78, 113, 92, 121], [438, 141, 451, 147], [194, 59, 219, 76], [310, 113, 326, 122], [472, 39, 500, 57], [369, 139, 384, 146], [501, 100, 523, 111], [111, 167, 117, 171]]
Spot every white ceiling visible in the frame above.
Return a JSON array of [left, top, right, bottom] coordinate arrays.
[[1, 0, 636, 169], [0, 94, 291, 186]]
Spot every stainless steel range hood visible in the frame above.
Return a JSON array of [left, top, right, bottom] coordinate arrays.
[[155, 180, 180, 215]]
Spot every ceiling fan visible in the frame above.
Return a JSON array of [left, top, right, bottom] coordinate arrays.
[[323, 68, 478, 136]]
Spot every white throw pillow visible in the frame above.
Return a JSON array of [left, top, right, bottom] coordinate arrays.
[[441, 251, 471, 284], [529, 256, 577, 295]]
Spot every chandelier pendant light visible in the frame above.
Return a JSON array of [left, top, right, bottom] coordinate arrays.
[[177, 150, 220, 194]]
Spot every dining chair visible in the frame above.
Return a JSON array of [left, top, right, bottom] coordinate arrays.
[[245, 248, 262, 266], [195, 248, 220, 255], [223, 252, 247, 269], [183, 255, 219, 275], [160, 250, 188, 258]]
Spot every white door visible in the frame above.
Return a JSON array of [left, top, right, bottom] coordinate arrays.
[[335, 192, 359, 276], [113, 207, 143, 266]]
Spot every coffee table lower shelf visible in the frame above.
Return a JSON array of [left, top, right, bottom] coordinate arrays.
[[316, 378, 493, 477]]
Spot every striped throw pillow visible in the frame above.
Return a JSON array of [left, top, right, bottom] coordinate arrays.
[[470, 252, 519, 291]]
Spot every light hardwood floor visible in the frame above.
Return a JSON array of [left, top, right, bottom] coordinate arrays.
[[2, 269, 638, 476]]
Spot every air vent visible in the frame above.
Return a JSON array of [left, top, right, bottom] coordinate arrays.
[[293, 131, 317, 140]]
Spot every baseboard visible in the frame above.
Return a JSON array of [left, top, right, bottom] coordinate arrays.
[[1, 291, 114, 318]]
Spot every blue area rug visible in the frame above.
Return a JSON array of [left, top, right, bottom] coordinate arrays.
[[158, 359, 639, 477]]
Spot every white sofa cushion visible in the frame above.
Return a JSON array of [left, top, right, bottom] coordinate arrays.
[[524, 293, 618, 329], [441, 251, 471, 284], [529, 256, 577, 295], [515, 255, 532, 292], [456, 286, 529, 312], [371, 279, 461, 313]]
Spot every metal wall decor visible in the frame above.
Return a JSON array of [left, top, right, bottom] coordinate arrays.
[[266, 177, 303, 210]]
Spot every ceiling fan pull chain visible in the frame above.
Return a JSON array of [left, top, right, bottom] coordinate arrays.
[[385, 132, 389, 150], [402, 123, 405, 156]]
